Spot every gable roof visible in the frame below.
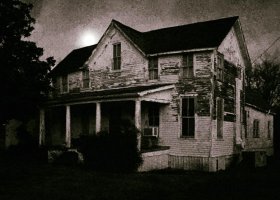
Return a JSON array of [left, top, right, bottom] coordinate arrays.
[[113, 16, 239, 55], [51, 44, 97, 76], [51, 16, 239, 76]]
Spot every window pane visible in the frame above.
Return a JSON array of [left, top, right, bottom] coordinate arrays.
[[182, 118, 194, 137]]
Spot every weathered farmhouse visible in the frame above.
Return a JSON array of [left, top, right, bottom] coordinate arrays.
[[40, 16, 274, 171]]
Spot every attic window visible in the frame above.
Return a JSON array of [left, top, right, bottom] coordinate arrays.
[[253, 119, 259, 138], [182, 53, 194, 78], [217, 54, 224, 81], [148, 57, 158, 80], [83, 70, 90, 88], [62, 75, 68, 93], [113, 43, 121, 70]]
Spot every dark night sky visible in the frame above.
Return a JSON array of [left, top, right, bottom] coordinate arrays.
[[24, 0, 280, 64]]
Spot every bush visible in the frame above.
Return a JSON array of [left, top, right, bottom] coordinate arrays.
[[79, 120, 142, 172]]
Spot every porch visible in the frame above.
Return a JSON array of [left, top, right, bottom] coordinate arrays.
[[39, 84, 174, 151]]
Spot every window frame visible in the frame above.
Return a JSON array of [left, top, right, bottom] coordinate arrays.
[[181, 53, 194, 78], [253, 119, 260, 138], [216, 97, 224, 139], [267, 121, 271, 139], [148, 104, 159, 127], [113, 43, 121, 70], [180, 96, 196, 138], [61, 75, 68, 93], [148, 56, 159, 80], [82, 70, 90, 89], [216, 54, 224, 81]]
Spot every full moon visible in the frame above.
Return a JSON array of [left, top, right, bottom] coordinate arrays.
[[80, 31, 98, 46]]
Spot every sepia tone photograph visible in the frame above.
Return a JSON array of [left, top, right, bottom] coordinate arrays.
[[0, 0, 279, 199]]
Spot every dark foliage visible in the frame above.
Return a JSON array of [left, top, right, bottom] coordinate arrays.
[[79, 121, 142, 172], [0, 0, 55, 123]]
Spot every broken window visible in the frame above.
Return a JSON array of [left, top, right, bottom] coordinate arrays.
[[217, 54, 224, 81], [113, 43, 121, 70], [253, 119, 260, 138], [62, 75, 68, 93], [181, 97, 195, 137], [82, 70, 90, 88], [217, 98, 224, 138], [148, 104, 159, 127], [148, 57, 158, 80], [182, 53, 194, 78]]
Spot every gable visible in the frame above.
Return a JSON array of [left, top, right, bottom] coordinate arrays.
[[86, 24, 146, 71], [218, 20, 251, 69]]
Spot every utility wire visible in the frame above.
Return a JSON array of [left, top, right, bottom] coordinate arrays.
[[252, 36, 280, 64]]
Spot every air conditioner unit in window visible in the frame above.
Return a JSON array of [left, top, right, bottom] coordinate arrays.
[[143, 127, 159, 137]]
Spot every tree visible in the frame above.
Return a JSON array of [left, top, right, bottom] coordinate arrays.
[[246, 59, 280, 109], [0, 0, 55, 123]]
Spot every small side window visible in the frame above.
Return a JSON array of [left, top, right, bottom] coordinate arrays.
[[253, 119, 260, 138]]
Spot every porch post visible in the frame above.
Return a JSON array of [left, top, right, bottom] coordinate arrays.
[[135, 100, 141, 151], [96, 102, 101, 133], [65, 105, 71, 148], [39, 108, 45, 146]]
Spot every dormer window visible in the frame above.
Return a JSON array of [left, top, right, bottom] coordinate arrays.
[[148, 57, 158, 80], [182, 53, 194, 78], [113, 43, 121, 70]]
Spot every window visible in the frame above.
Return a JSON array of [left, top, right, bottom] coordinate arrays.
[[62, 75, 68, 93], [181, 97, 195, 137], [268, 121, 271, 139], [182, 53, 194, 78], [113, 43, 121, 70], [217, 98, 224, 138], [253, 119, 260, 138], [148, 104, 159, 127], [217, 54, 224, 81], [82, 70, 90, 88], [148, 57, 158, 80]]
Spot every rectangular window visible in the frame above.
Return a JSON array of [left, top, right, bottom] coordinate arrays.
[[217, 98, 224, 138], [182, 53, 194, 78], [253, 119, 260, 138], [82, 70, 90, 88], [113, 43, 121, 70], [217, 54, 224, 81], [148, 57, 158, 80], [62, 75, 68, 93], [148, 104, 159, 127], [181, 97, 195, 137], [268, 121, 271, 139]]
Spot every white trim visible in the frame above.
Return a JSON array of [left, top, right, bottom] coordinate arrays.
[[147, 48, 216, 57], [138, 85, 174, 96]]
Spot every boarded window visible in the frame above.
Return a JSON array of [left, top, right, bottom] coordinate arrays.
[[253, 119, 259, 138], [113, 43, 121, 70], [268, 121, 271, 139], [148, 104, 159, 126], [62, 75, 68, 93], [83, 70, 90, 88], [181, 97, 195, 137], [148, 57, 158, 80], [217, 54, 224, 81], [217, 98, 224, 138], [182, 53, 194, 78]]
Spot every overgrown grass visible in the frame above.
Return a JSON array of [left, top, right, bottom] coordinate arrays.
[[0, 158, 280, 200]]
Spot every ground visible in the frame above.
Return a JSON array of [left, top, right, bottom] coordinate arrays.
[[0, 158, 279, 200]]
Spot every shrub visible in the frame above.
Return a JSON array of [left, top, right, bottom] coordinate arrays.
[[79, 120, 142, 172]]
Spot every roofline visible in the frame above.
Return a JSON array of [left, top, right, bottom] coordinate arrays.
[[138, 85, 174, 96], [112, 20, 146, 56], [245, 103, 276, 115], [147, 47, 216, 57]]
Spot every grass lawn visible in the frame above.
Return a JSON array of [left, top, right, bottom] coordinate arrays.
[[0, 159, 280, 200]]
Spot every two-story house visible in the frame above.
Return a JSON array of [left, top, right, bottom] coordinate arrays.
[[40, 16, 274, 171]]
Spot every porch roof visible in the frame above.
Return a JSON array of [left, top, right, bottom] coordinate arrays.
[[44, 83, 174, 106]]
